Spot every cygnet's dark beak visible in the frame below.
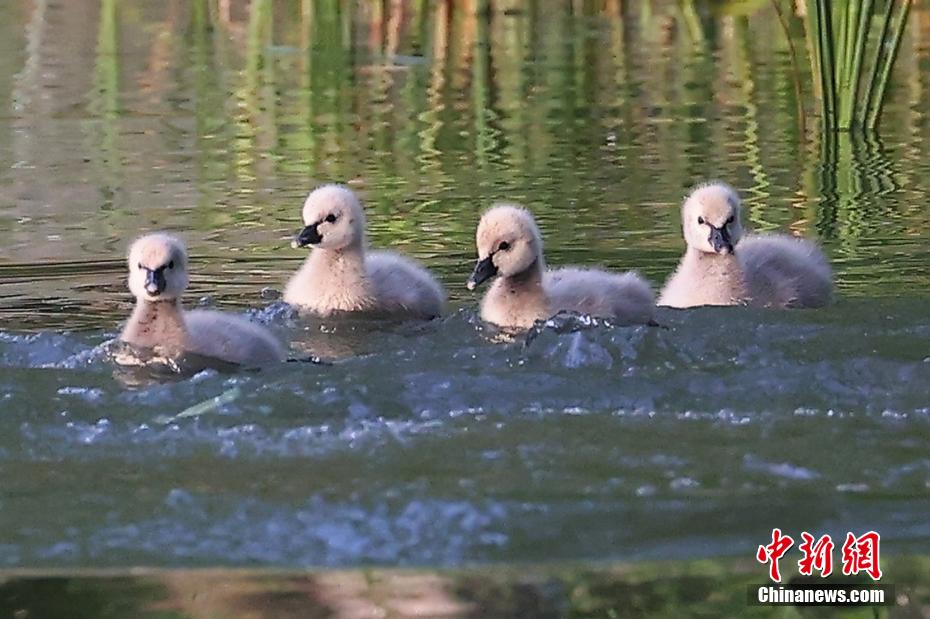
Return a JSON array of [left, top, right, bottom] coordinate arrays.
[[291, 223, 322, 249], [466, 256, 498, 290], [709, 226, 734, 254], [144, 268, 167, 296]]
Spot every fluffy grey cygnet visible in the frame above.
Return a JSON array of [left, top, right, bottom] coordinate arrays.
[[659, 182, 832, 309], [467, 203, 655, 330], [284, 184, 445, 319], [120, 233, 285, 366]]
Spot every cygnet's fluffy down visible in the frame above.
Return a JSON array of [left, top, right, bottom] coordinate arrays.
[[738, 234, 833, 308], [466, 203, 655, 329], [658, 182, 832, 309], [120, 233, 285, 367], [284, 185, 445, 319], [546, 268, 655, 325]]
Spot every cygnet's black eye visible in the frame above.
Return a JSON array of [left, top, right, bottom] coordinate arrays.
[[499, 241, 511, 251], [137, 262, 144, 270], [697, 216, 705, 225], [325, 214, 337, 223], [726, 215, 735, 224], [168, 260, 175, 270]]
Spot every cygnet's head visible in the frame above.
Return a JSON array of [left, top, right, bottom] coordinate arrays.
[[292, 185, 366, 251], [467, 203, 543, 290], [681, 182, 744, 255], [127, 233, 189, 301]]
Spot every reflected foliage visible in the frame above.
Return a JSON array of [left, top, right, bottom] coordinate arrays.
[[1, 556, 928, 617], [1, 1, 930, 329]]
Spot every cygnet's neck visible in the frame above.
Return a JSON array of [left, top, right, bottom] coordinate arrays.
[[286, 238, 377, 313], [685, 246, 748, 301], [311, 237, 365, 264], [306, 239, 369, 288], [122, 297, 189, 351], [688, 246, 739, 266], [503, 257, 545, 292], [486, 257, 551, 327]]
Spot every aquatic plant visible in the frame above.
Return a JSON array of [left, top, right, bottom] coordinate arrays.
[[804, 0, 912, 131]]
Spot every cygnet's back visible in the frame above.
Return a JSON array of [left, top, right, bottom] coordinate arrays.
[[185, 310, 286, 366], [738, 234, 833, 308], [546, 268, 654, 325], [367, 251, 445, 318]]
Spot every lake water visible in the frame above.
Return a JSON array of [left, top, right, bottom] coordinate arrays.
[[0, 0, 929, 592]]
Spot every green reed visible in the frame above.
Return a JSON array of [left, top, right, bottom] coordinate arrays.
[[805, 0, 912, 131]]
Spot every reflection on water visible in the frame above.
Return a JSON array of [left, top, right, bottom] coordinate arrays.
[[2, 557, 929, 617], [1, 0, 930, 579], [2, 1, 930, 329]]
